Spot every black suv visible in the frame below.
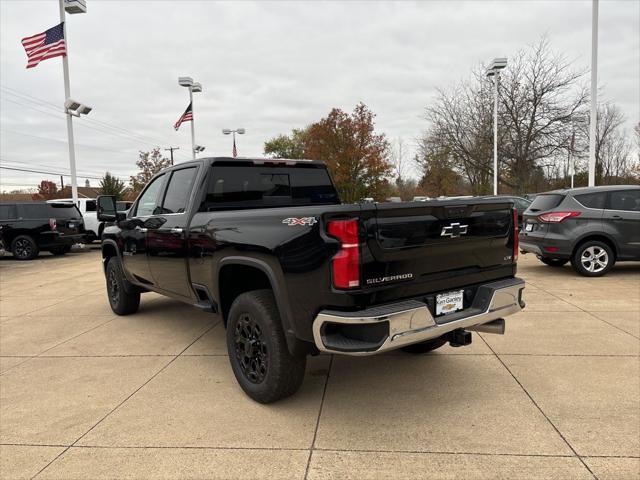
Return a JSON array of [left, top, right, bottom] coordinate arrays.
[[0, 202, 85, 260], [520, 185, 640, 276]]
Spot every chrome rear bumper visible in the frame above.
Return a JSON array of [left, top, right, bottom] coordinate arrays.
[[313, 277, 525, 355]]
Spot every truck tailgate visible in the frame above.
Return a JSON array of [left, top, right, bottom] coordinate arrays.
[[362, 200, 516, 292]]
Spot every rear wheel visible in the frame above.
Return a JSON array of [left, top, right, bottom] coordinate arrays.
[[401, 336, 448, 354], [226, 290, 306, 403], [538, 256, 569, 267], [11, 235, 38, 260], [106, 257, 140, 315], [571, 241, 614, 277]]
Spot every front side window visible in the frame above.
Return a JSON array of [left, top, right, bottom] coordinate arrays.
[[135, 174, 165, 217], [608, 190, 640, 212], [85, 200, 97, 212], [161, 167, 197, 214], [575, 192, 606, 209]]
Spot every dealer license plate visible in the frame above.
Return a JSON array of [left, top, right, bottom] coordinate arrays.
[[68, 223, 75, 228], [525, 223, 533, 232], [436, 290, 464, 316]]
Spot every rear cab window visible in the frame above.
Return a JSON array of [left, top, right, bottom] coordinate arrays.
[[200, 162, 339, 211], [528, 194, 565, 212]]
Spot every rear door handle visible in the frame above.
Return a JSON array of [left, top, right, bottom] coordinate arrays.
[[170, 227, 183, 234], [611, 215, 623, 220], [135, 226, 148, 233]]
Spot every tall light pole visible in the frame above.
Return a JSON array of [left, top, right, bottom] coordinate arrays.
[[486, 58, 507, 196], [588, 0, 599, 187], [222, 128, 245, 157], [59, 0, 87, 205], [178, 76, 202, 160]]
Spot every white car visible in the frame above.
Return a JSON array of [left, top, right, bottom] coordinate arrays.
[[47, 198, 103, 242]]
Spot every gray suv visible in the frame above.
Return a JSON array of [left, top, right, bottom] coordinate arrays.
[[519, 185, 640, 276]]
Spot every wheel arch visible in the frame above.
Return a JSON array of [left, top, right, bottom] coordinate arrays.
[[571, 233, 618, 260], [216, 256, 308, 356]]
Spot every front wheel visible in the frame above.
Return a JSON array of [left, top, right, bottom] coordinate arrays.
[[105, 257, 140, 315], [226, 290, 306, 403], [571, 241, 615, 277], [11, 235, 38, 260], [538, 256, 569, 267]]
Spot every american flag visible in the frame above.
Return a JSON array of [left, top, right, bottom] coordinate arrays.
[[21, 23, 67, 69], [174, 102, 193, 130], [232, 137, 238, 157]]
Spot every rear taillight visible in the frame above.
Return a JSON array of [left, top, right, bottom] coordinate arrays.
[[49, 218, 57, 231], [327, 219, 360, 289], [513, 208, 519, 262], [538, 211, 581, 223]]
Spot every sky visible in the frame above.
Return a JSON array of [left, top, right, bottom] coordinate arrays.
[[1, 0, 638, 191]]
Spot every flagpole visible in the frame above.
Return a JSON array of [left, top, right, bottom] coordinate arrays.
[[189, 89, 195, 160], [58, 0, 78, 204]]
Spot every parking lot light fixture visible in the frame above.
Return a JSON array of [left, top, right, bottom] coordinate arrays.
[[222, 128, 245, 157], [486, 57, 507, 196], [178, 76, 201, 159]]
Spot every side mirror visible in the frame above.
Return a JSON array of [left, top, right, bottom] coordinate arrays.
[[97, 195, 117, 221]]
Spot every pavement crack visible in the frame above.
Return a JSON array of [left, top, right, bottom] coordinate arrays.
[[478, 334, 600, 480], [30, 321, 219, 480], [304, 354, 334, 480]]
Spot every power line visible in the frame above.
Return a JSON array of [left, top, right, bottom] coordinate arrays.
[[1, 86, 191, 159], [0, 163, 129, 182]]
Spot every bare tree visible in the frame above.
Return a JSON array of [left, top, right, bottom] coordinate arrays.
[[424, 68, 494, 194], [498, 37, 588, 192], [576, 103, 633, 184]]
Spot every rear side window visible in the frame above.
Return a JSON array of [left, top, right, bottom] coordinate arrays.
[[0, 204, 17, 219], [528, 194, 564, 212], [608, 190, 640, 211], [575, 192, 606, 209], [161, 167, 197, 214], [20, 204, 50, 218], [200, 164, 339, 211]]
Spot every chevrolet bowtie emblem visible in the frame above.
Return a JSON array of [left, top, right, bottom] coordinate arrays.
[[441, 223, 468, 238]]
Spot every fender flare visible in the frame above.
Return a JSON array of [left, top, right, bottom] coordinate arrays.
[[101, 239, 139, 291], [216, 256, 303, 356]]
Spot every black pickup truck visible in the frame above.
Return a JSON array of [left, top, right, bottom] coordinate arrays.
[[98, 157, 525, 403]]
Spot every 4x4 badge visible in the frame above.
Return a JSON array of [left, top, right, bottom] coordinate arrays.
[[282, 217, 317, 226], [441, 223, 468, 238]]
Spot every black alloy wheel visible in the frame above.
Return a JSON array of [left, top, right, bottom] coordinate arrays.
[[234, 313, 268, 384], [11, 235, 38, 260], [107, 266, 121, 305]]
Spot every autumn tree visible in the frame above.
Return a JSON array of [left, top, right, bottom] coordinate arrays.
[[100, 172, 126, 200], [264, 128, 308, 159], [129, 148, 171, 195], [304, 103, 392, 202], [37, 180, 58, 199]]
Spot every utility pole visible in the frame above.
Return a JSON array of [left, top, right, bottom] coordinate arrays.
[[60, 175, 64, 190], [164, 146, 179, 166], [588, 0, 599, 186]]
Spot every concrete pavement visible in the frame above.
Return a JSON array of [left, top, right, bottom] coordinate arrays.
[[1, 249, 638, 479]]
